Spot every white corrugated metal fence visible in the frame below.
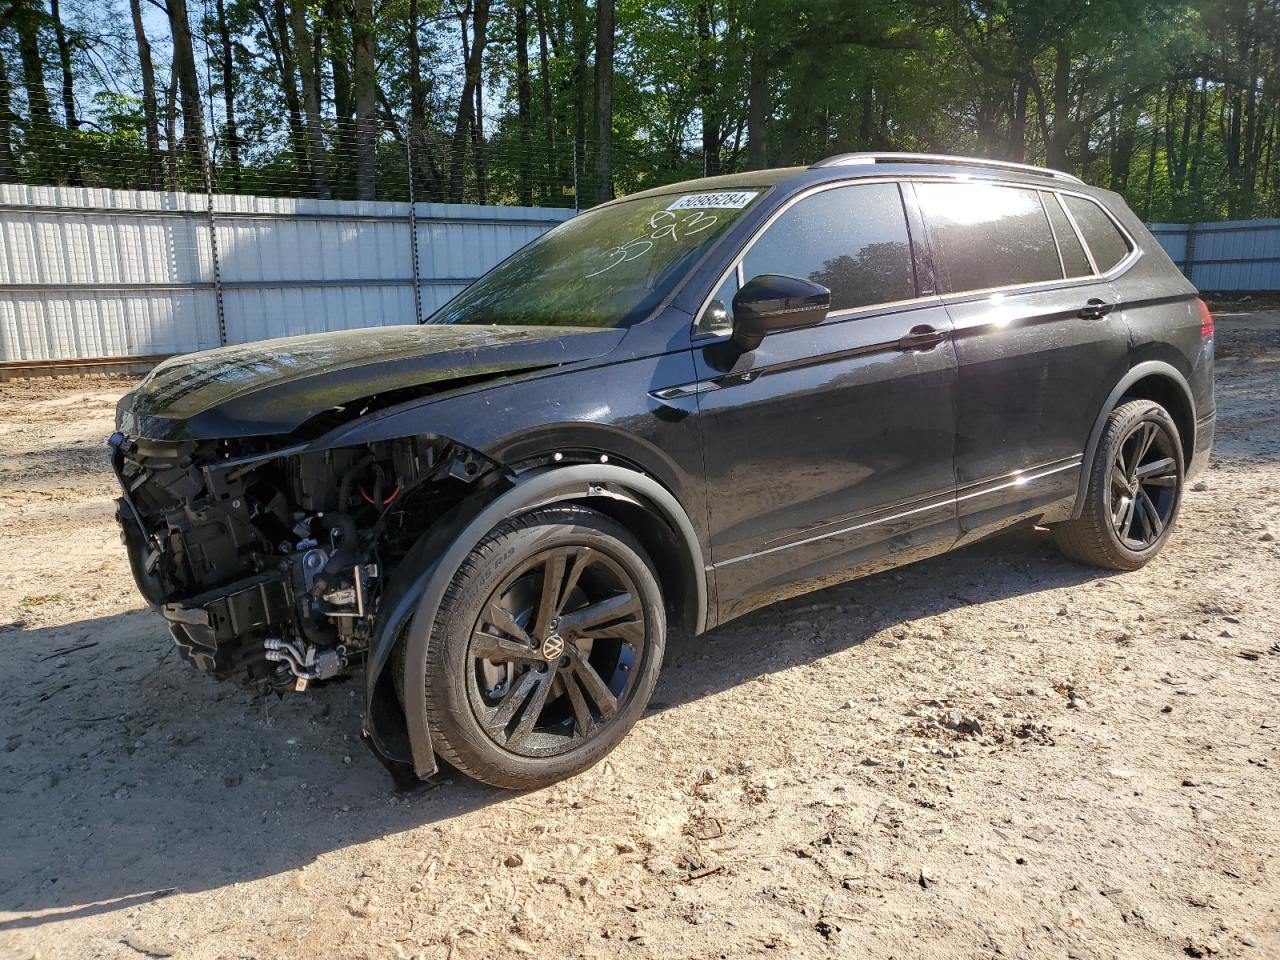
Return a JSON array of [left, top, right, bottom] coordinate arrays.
[[1, 184, 1276, 366], [0, 184, 572, 364], [1148, 218, 1280, 293]]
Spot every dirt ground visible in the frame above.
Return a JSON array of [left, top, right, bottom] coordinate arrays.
[[1, 313, 1277, 960]]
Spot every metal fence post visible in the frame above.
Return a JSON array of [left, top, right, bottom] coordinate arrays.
[[201, 147, 228, 346], [405, 123, 424, 324], [1184, 222, 1199, 288]]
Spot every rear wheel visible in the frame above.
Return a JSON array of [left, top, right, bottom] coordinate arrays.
[[409, 506, 666, 789], [1054, 399, 1184, 571]]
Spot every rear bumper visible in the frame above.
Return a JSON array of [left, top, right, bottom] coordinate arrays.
[[1189, 413, 1214, 481]]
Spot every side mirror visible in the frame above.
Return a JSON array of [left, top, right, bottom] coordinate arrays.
[[730, 274, 831, 351]]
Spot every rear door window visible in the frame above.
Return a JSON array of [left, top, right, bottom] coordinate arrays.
[[1063, 195, 1132, 273], [1042, 192, 1093, 278], [915, 182, 1064, 293], [739, 182, 916, 313]]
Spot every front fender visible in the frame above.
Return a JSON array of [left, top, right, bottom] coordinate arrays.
[[364, 463, 707, 780]]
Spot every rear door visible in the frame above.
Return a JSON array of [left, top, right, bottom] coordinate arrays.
[[690, 180, 959, 621], [911, 179, 1133, 542]]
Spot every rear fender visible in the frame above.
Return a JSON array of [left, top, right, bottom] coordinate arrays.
[[364, 463, 707, 779], [1072, 360, 1196, 520]]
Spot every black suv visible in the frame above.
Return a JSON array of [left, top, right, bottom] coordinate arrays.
[[111, 153, 1215, 789]]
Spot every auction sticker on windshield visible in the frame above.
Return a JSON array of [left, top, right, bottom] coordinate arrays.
[[666, 191, 759, 211]]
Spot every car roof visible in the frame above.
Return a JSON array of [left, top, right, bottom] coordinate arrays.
[[604, 152, 1096, 211]]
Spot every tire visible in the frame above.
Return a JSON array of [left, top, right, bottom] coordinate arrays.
[[404, 505, 666, 790], [1054, 399, 1185, 571]]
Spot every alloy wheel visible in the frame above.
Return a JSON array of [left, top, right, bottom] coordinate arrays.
[[465, 545, 647, 758], [1109, 419, 1180, 551]]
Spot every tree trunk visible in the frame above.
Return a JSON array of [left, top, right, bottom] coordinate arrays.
[[14, 0, 50, 128], [472, 59, 487, 203], [1008, 76, 1029, 161], [696, 0, 719, 176], [572, 0, 588, 197], [1173, 80, 1195, 194], [448, 0, 491, 202], [408, 0, 427, 183], [1045, 44, 1073, 171], [1109, 105, 1136, 194], [352, 0, 378, 200], [1142, 93, 1160, 221], [290, 0, 330, 197], [1226, 88, 1243, 216], [14, 0, 53, 174], [591, 0, 614, 203], [215, 0, 241, 189], [129, 0, 162, 188], [164, 65, 179, 189], [515, 0, 533, 204], [260, 0, 311, 183], [1187, 80, 1208, 218], [168, 0, 208, 172], [49, 0, 77, 129], [746, 42, 768, 169], [326, 0, 353, 123], [1263, 109, 1277, 217], [534, 0, 555, 202], [0, 48, 16, 182], [321, 0, 352, 183]]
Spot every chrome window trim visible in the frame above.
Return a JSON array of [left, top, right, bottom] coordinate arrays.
[[915, 181, 1142, 302], [692, 176, 925, 338], [1052, 191, 1100, 275], [1057, 190, 1139, 278], [691, 173, 1143, 339], [1039, 190, 1070, 280]]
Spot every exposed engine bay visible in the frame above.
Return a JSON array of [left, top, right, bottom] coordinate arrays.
[[110, 431, 496, 695]]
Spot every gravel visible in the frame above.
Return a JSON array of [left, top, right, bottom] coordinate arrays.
[[1, 314, 1278, 959]]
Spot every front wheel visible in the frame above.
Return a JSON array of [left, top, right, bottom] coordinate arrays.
[[1054, 399, 1185, 571], [408, 505, 666, 789]]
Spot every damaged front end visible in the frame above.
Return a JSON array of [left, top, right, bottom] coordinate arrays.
[[110, 429, 496, 696]]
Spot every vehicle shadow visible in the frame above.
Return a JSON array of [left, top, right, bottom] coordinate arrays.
[[0, 526, 1106, 927], [650, 524, 1108, 714]]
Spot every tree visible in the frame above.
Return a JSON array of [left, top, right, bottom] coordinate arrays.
[[448, 0, 492, 202], [214, 0, 242, 187], [0, 0, 1273, 222], [290, 0, 330, 196], [352, 0, 377, 199], [168, 0, 208, 171], [49, 0, 77, 130], [592, 0, 615, 201], [0, 47, 16, 181], [13, 0, 54, 170], [129, 0, 162, 187]]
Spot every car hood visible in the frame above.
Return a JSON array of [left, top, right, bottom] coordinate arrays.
[[117, 323, 625, 441]]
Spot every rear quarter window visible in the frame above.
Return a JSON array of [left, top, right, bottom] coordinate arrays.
[[915, 182, 1063, 293], [1063, 195, 1132, 273], [1042, 192, 1093, 278]]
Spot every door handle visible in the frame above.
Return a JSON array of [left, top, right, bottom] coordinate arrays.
[[896, 324, 947, 351], [1078, 298, 1114, 320]]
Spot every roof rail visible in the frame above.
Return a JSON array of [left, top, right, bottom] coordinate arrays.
[[811, 152, 1084, 185]]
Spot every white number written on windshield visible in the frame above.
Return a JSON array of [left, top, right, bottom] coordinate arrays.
[[585, 210, 721, 278]]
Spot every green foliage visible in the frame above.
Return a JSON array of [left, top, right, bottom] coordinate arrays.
[[0, 0, 1275, 220]]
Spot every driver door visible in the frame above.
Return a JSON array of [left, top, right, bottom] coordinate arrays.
[[692, 181, 960, 621]]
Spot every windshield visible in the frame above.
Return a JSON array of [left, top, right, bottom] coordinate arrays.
[[429, 188, 767, 328]]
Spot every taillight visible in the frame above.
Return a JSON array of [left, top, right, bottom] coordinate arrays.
[[1197, 298, 1214, 339]]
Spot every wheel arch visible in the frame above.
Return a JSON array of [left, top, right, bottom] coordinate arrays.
[[363, 463, 708, 780], [1071, 361, 1196, 520]]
